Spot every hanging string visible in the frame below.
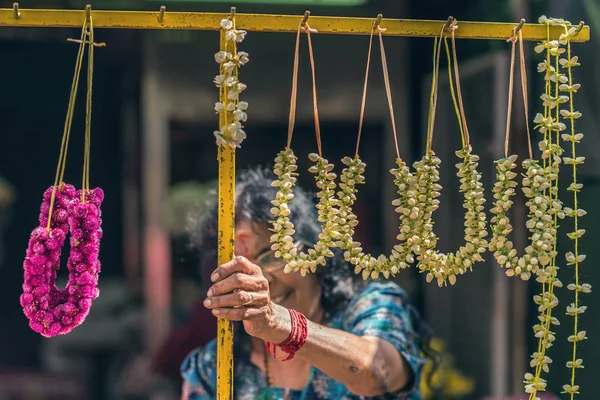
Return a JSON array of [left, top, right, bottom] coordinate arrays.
[[518, 30, 533, 159], [503, 27, 533, 159], [425, 25, 444, 155], [448, 21, 471, 148], [355, 22, 400, 160], [46, 21, 88, 231], [377, 28, 401, 160], [82, 16, 95, 201], [427, 19, 471, 153], [504, 31, 517, 158], [443, 35, 466, 149], [286, 20, 322, 157], [355, 26, 374, 158], [305, 24, 322, 157], [286, 24, 301, 150], [448, 23, 470, 147]]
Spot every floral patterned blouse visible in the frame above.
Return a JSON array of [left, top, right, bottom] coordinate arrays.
[[180, 282, 425, 400]]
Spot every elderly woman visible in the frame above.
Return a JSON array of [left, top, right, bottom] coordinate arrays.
[[181, 166, 434, 399]]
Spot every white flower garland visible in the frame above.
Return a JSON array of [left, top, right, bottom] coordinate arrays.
[[414, 147, 488, 286], [523, 16, 569, 398], [213, 18, 249, 148], [269, 149, 338, 276], [558, 20, 590, 399], [335, 156, 418, 280], [400, 26, 488, 287], [489, 156, 559, 280], [330, 22, 443, 280]]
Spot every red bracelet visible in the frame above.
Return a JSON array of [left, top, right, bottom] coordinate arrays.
[[265, 308, 308, 361]]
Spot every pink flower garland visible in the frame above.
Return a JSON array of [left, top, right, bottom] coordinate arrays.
[[20, 184, 104, 337]]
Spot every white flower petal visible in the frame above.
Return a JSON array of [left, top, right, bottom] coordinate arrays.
[[223, 61, 236, 73], [220, 19, 233, 30], [235, 30, 247, 42], [232, 129, 246, 142], [227, 121, 242, 133], [214, 51, 229, 64], [225, 30, 236, 42], [213, 130, 226, 146], [237, 51, 250, 65], [213, 74, 226, 87], [227, 90, 238, 100], [214, 102, 225, 113], [233, 110, 248, 122], [225, 76, 238, 87]]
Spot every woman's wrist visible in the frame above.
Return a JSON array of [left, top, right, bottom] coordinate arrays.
[[258, 303, 293, 344]]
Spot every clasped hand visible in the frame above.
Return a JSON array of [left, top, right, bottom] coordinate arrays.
[[203, 256, 279, 339]]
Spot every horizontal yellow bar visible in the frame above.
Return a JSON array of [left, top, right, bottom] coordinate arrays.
[[0, 8, 590, 41]]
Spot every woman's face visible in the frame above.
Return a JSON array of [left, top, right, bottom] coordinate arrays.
[[234, 220, 322, 316]]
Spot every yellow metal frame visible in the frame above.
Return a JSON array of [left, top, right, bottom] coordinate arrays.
[[0, 8, 590, 41], [0, 5, 590, 400], [216, 25, 236, 400]]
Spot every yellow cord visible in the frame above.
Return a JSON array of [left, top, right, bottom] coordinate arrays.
[[47, 21, 87, 230], [82, 17, 95, 201], [443, 37, 466, 149], [563, 23, 582, 400], [425, 35, 438, 154], [426, 24, 468, 156], [529, 21, 562, 400]]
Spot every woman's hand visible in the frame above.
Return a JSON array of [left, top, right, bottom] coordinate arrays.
[[202, 256, 414, 397], [203, 256, 284, 340]]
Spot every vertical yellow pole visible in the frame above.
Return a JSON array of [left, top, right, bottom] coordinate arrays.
[[216, 26, 235, 400]]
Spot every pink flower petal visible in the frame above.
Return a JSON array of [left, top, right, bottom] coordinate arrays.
[[30, 227, 49, 241], [32, 242, 46, 254], [32, 286, 50, 297], [30, 255, 48, 266]]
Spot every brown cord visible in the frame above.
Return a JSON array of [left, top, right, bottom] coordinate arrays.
[[504, 28, 533, 159], [425, 26, 445, 154], [286, 21, 322, 156], [378, 29, 401, 160], [449, 22, 471, 147], [355, 27, 373, 158], [305, 25, 322, 156], [286, 24, 301, 149], [505, 34, 517, 158], [355, 25, 400, 160], [519, 30, 533, 159]]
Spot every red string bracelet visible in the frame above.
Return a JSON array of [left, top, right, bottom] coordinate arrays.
[[265, 308, 308, 361]]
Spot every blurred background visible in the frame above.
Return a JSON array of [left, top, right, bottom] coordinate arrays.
[[0, 0, 598, 399]]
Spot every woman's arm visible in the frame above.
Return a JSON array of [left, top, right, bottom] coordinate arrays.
[[270, 304, 412, 396], [204, 256, 417, 397]]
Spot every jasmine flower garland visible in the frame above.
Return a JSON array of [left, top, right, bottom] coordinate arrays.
[[269, 20, 338, 275], [524, 16, 569, 399], [336, 157, 417, 280], [558, 20, 589, 399], [489, 157, 558, 280], [332, 23, 422, 280], [489, 27, 560, 282], [414, 23, 488, 287], [213, 17, 249, 148], [270, 149, 338, 276], [417, 147, 487, 287]]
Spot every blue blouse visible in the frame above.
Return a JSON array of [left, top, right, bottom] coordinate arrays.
[[181, 281, 425, 399]]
